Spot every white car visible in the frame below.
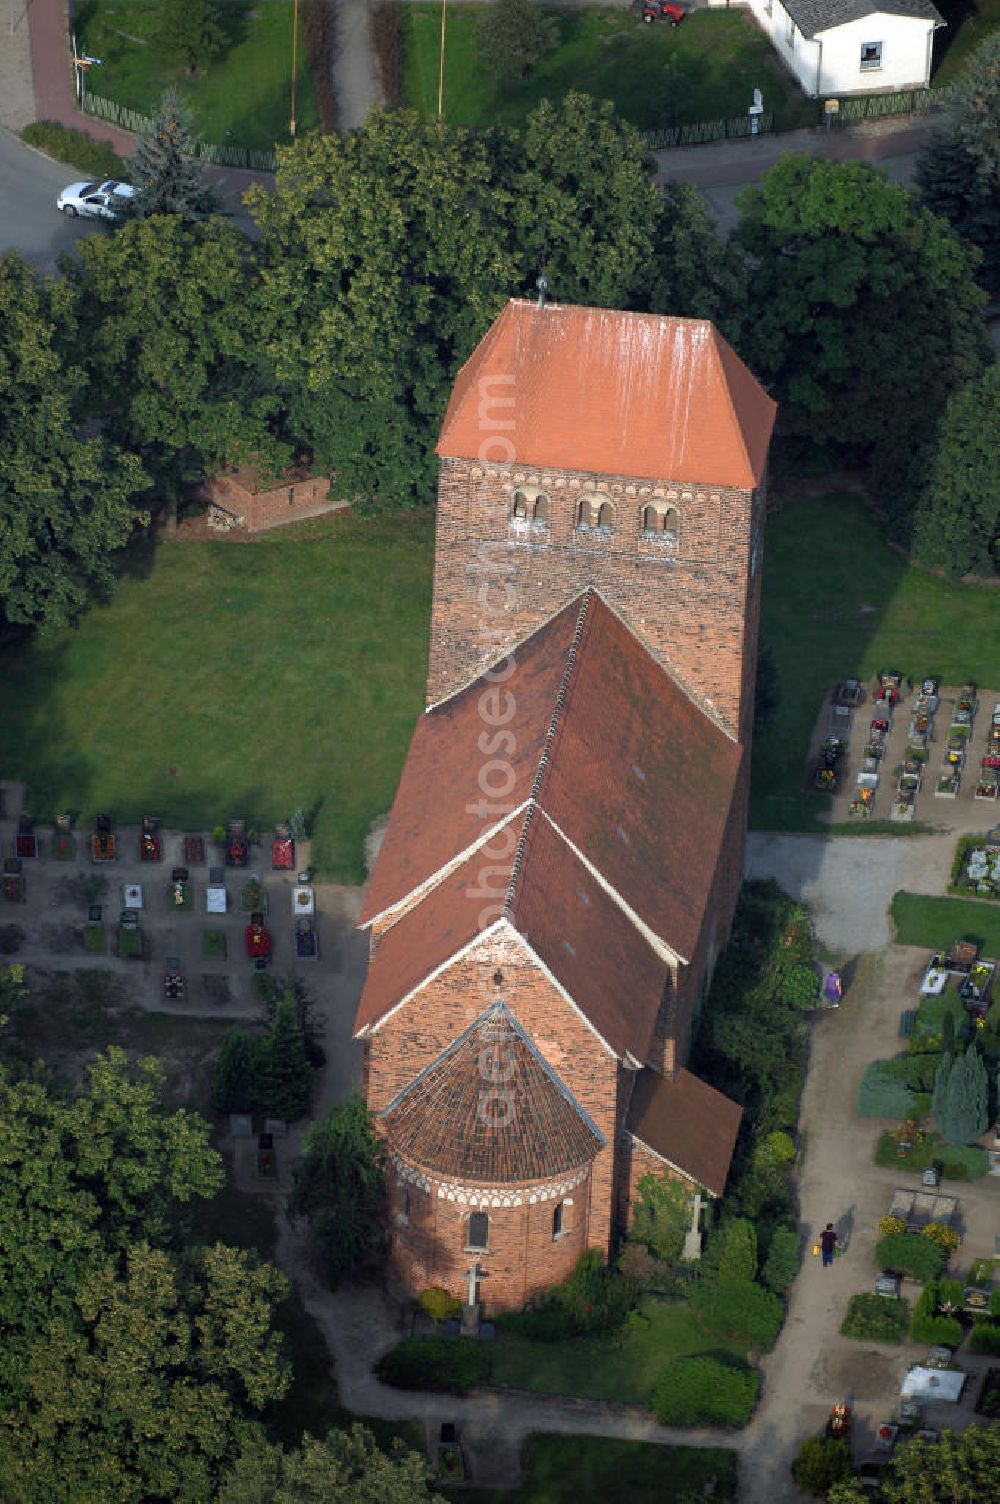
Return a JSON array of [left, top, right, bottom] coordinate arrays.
[[56, 179, 135, 221]]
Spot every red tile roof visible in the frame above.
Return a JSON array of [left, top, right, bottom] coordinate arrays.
[[382, 1003, 604, 1184], [354, 806, 670, 1062], [627, 1067, 743, 1197], [360, 592, 743, 963], [437, 300, 776, 489]]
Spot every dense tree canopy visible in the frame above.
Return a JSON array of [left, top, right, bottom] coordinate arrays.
[[476, 0, 559, 84], [828, 1425, 1000, 1502], [219, 1425, 443, 1503], [67, 214, 283, 497], [911, 365, 1000, 576], [0, 252, 147, 630], [289, 1098, 388, 1285], [154, 2, 226, 74], [734, 156, 989, 519]]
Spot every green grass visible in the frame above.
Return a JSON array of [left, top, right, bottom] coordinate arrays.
[[0, 513, 434, 883], [752, 494, 1000, 832], [450, 1434, 737, 1504], [201, 928, 226, 957], [76, 0, 317, 152], [932, 0, 1000, 87], [117, 926, 142, 957], [874, 1129, 989, 1179], [890, 891, 1000, 955], [489, 1296, 747, 1403], [83, 923, 106, 953], [403, 5, 816, 132]]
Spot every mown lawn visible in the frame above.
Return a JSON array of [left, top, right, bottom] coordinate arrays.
[[890, 891, 1000, 954], [447, 1434, 737, 1504], [751, 494, 1000, 833], [403, 5, 817, 132], [488, 1296, 748, 1402], [0, 512, 434, 883], [76, 0, 317, 150], [932, 0, 1000, 86]]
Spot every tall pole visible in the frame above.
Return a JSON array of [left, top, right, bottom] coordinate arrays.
[[437, 0, 447, 118], [290, 0, 299, 138]]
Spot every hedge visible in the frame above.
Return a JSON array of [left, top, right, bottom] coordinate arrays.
[[857, 1060, 918, 1119], [969, 1323, 1000, 1355], [840, 1292, 910, 1343], [21, 120, 125, 180], [875, 1232, 947, 1283], [690, 1278, 783, 1353], [374, 1336, 488, 1394], [650, 1356, 759, 1426]]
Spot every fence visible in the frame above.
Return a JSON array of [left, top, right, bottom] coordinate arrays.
[[827, 86, 941, 124], [644, 113, 774, 150], [81, 92, 278, 173]]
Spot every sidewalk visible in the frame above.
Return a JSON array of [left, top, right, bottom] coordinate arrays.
[[0, 2, 35, 132]]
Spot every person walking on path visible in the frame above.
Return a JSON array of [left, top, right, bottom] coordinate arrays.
[[820, 1223, 839, 1268]]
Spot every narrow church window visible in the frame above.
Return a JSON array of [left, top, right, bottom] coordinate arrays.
[[401, 1186, 411, 1226], [468, 1211, 489, 1250], [512, 491, 529, 520], [576, 497, 593, 529], [533, 493, 550, 526], [662, 507, 679, 543], [288, 487, 296, 508], [641, 505, 659, 535], [597, 501, 614, 531], [552, 1201, 565, 1239]]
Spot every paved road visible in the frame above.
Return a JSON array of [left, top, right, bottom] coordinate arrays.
[[0, 127, 109, 270]]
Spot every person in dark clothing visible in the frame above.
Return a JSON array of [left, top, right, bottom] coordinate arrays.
[[820, 1223, 839, 1267]]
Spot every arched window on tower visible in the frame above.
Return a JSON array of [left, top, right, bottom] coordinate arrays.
[[662, 506, 679, 544], [641, 505, 659, 536], [597, 501, 614, 531], [533, 493, 550, 526], [576, 493, 608, 531], [552, 1201, 565, 1240], [512, 490, 529, 521]]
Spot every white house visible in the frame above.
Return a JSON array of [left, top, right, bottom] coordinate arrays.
[[724, 0, 944, 98]]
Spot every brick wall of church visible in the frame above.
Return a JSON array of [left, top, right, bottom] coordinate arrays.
[[427, 457, 759, 739], [386, 1167, 593, 1312], [363, 928, 623, 1260]]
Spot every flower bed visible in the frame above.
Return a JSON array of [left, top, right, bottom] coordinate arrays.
[[183, 835, 205, 864], [936, 772, 960, 799], [91, 831, 116, 862], [437, 1444, 464, 1481], [239, 881, 268, 914], [225, 836, 249, 867], [271, 835, 295, 870], [201, 928, 226, 958], [52, 831, 76, 861], [2, 874, 25, 903], [840, 1292, 909, 1343], [83, 922, 105, 954], [168, 880, 192, 911], [140, 831, 162, 862]]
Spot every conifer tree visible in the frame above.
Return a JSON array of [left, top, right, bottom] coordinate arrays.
[[126, 89, 219, 221], [211, 1028, 258, 1114], [933, 1042, 989, 1145], [254, 998, 312, 1121]]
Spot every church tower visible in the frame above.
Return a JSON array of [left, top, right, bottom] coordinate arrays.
[[427, 300, 775, 743]]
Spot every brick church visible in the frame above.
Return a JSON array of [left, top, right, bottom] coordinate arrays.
[[353, 299, 777, 1312]]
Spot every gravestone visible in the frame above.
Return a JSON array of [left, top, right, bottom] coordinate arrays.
[[229, 1113, 253, 1139], [264, 1118, 288, 1139]]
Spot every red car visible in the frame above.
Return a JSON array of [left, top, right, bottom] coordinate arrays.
[[643, 1, 685, 22]]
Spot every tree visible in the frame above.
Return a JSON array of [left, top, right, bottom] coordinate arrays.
[[932, 1042, 989, 1145], [250, 112, 514, 510], [476, 0, 559, 85], [219, 1425, 443, 1503], [630, 1172, 694, 1263], [289, 1098, 388, 1284], [916, 31, 1000, 293], [0, 252, 148, 631], [734, 156, 989, 523], [910, 366, 1000, 576], [645, 180, 747, 334], [154, 0, 225, 73], [791, 1435, 854, 1496], [67, 214, 284, 498], [706, 1217, 758, 1283], [499, 92, 663, 309], [827, 1425, 1000, 1502], [254, 997, 313, 1120], [0, 1242, 288, 1503], [212, 1029, 259, 1113], [762, 1226, 801, 1294], [126, 89, 220, 220], [263, 974, 325, 1069]]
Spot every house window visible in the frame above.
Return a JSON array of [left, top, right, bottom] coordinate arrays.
[[400, 1186, 411, 1226], [288, 486, 296, 508], [552, 1201, 565, 1239], [860, 41, 882, 70], [468, 1211, 489, 1251]]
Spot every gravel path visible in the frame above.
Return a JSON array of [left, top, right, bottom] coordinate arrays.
[[333, 0, 382, 131]]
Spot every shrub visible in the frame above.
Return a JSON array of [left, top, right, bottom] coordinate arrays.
[[839, 1293, 909, 1343], [762, 1226, 800, 1295], [857, 1061, 916, 1118], [617, 1242, 673, 1295], [875, 1232, 946, 1283], [690, 1278, 783, 1352], [791, 1434, 854, 1495], [990, 1287, 1000, 1318], [376, 1336, 487, 1394], [754, 1131, 796, 1171], [419, 1288, 461, 1323], [21, 120, 124, 179], [924, 1221, 961, 1255], [650, 1356, 759, 1427], [630, 1172, 694, 1264], [970, 1258, 992, 1284], [706, 1218, 758, 1284], [911, 1284, 964, 1346], [201, 929, 226, 958], [779, 963, 819, 1010], [878, 1215, 906, 1238], [504, 1250, 633, 1341], [211, 1029, 258, 1114], [911, 1312, 964, 1347], [969, 1323, 1000, 1355], [211, 825, 226, 843]]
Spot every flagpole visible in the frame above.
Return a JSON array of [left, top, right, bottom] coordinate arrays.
[[437, 0, 447, 118]]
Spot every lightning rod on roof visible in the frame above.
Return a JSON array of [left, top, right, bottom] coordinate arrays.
[[536, 276, 549, 310]]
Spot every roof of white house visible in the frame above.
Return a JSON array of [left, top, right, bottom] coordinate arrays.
[[784, 0, 943, 39]]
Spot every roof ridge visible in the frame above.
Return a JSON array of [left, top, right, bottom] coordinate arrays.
[[506, 591, 592, 914], [708, 325, 752, 490]]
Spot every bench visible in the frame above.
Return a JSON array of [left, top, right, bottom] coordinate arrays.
[[899, 1009, 917, 1038]]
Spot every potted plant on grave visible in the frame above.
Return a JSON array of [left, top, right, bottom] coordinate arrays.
[[240, 877, 268, 913]]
